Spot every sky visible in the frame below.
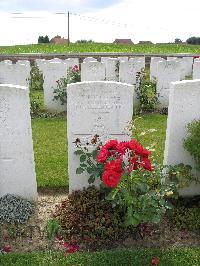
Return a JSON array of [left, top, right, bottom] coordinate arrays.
[[0, 0, 200, 46]]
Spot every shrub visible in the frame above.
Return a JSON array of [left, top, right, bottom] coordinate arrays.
[[168, 207, 200, 233], [75, 135, 195, 227], [183, 120, 200, 169], [54, 186, 135, 249], [135, 71, 158, 112], [0, 194, 34, 224], [46, 219, 62, 240], [29, 64, 44, 91], [53, 65, 80, 105]]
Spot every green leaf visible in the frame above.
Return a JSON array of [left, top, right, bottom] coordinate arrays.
[[80, 154, 87, 162], [76, 167, 84, 174], [80, 163, 87, 168], [92, 149, 98, 159], [74, 150, 83, 155], [151, 215, 161, 224], [88, 176, 95, 184], [86, 167, 93, 174]]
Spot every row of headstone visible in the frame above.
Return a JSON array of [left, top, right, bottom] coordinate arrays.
[[81, 57, 145, 83], [36, 57, 145, 112], [150, 56, 194, 107], [0, 79, 200, 199]]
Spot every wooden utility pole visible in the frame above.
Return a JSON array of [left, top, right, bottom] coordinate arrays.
[[68, 11, 70, 46]]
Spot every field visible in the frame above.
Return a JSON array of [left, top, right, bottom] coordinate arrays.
[[1, 43, 200, 54]]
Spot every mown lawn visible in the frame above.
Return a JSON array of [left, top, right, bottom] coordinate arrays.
[[1, 43, 200, 54], [0, 248, 200, 266], [32, 113, 167, 188]]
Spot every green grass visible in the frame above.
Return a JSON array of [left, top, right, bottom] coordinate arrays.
[[30, 90, 45, 111], [32, 118, 68, 188], [1, 43, 200, 54], [31, 113, 167, 188], [0, 248, 199, 266], [134, 114, 167, 164]]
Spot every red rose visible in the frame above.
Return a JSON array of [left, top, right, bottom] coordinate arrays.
[[105, 159, 123, 173], [151, 256, 160, 265], [103, 139, 118, 150], [140, 158, 154, 171], [128, 140, 150, 158], [102, 170, 122, 188], [128, 157, 139, 172], [116, 141, 129, 155], [2, 245, 12, 253], [97, 148, 109, 163], [72, 65, 79, 72]]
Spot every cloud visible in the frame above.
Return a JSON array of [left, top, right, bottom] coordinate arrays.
[[0, 0, 200, 45], [0, 0, 121, 12]]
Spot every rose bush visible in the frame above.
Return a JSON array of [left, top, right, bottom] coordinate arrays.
[[53, 64, 81, 105], [75, 136, 194, 227]]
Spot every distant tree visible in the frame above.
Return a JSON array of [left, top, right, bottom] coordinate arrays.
[[175, 38, 182, 44], [38, 36, 44, 44], [186, 37, 200, 45], [54, 35, 61, 39], [43, 35, 50, 43], [38, 35, 50, 44]]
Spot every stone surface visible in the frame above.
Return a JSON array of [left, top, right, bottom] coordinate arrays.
[[182, 57, 193, 76], [81, 62, 106, 81], [42, 61, 68, 112], [83, 57, 97, 63], [104, 58, 119, 81], [67, 81, 135, 192], [129, 57, 145, 70], [119, 61, 140, 84], [0, 84, 37, 200], [164, 80, 200, 196], [193, 61, 200, 79], [156, 60, 181, 107], [0, 61, 30, 87], [150, 57, 164, 81], [118, 56, 128, 62]]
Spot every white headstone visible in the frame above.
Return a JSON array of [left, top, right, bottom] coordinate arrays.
[[150, 57, 164, 81], [182, 57, 193, 76], [193, 61, 200, 79], [119, 61, 139, 84], [164, 80, 200, 196], [16, 60, 30, 67], [157, 60, 181, 107], [81, 62, 106, 81], [35, 59, 46, 71], [64, 58, 79, 69], [118, 56, 128, 62], [49, 58, 63, 63], [0, 61, 30, 87], [0, 84, 37, 200], [101, 57, 111, 63], [83, 57, 97, 63], [104, 58, 119, 81], [67, 81, 135, 192], [129, 57, 145, 69], [42, 61, 67, 112]]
